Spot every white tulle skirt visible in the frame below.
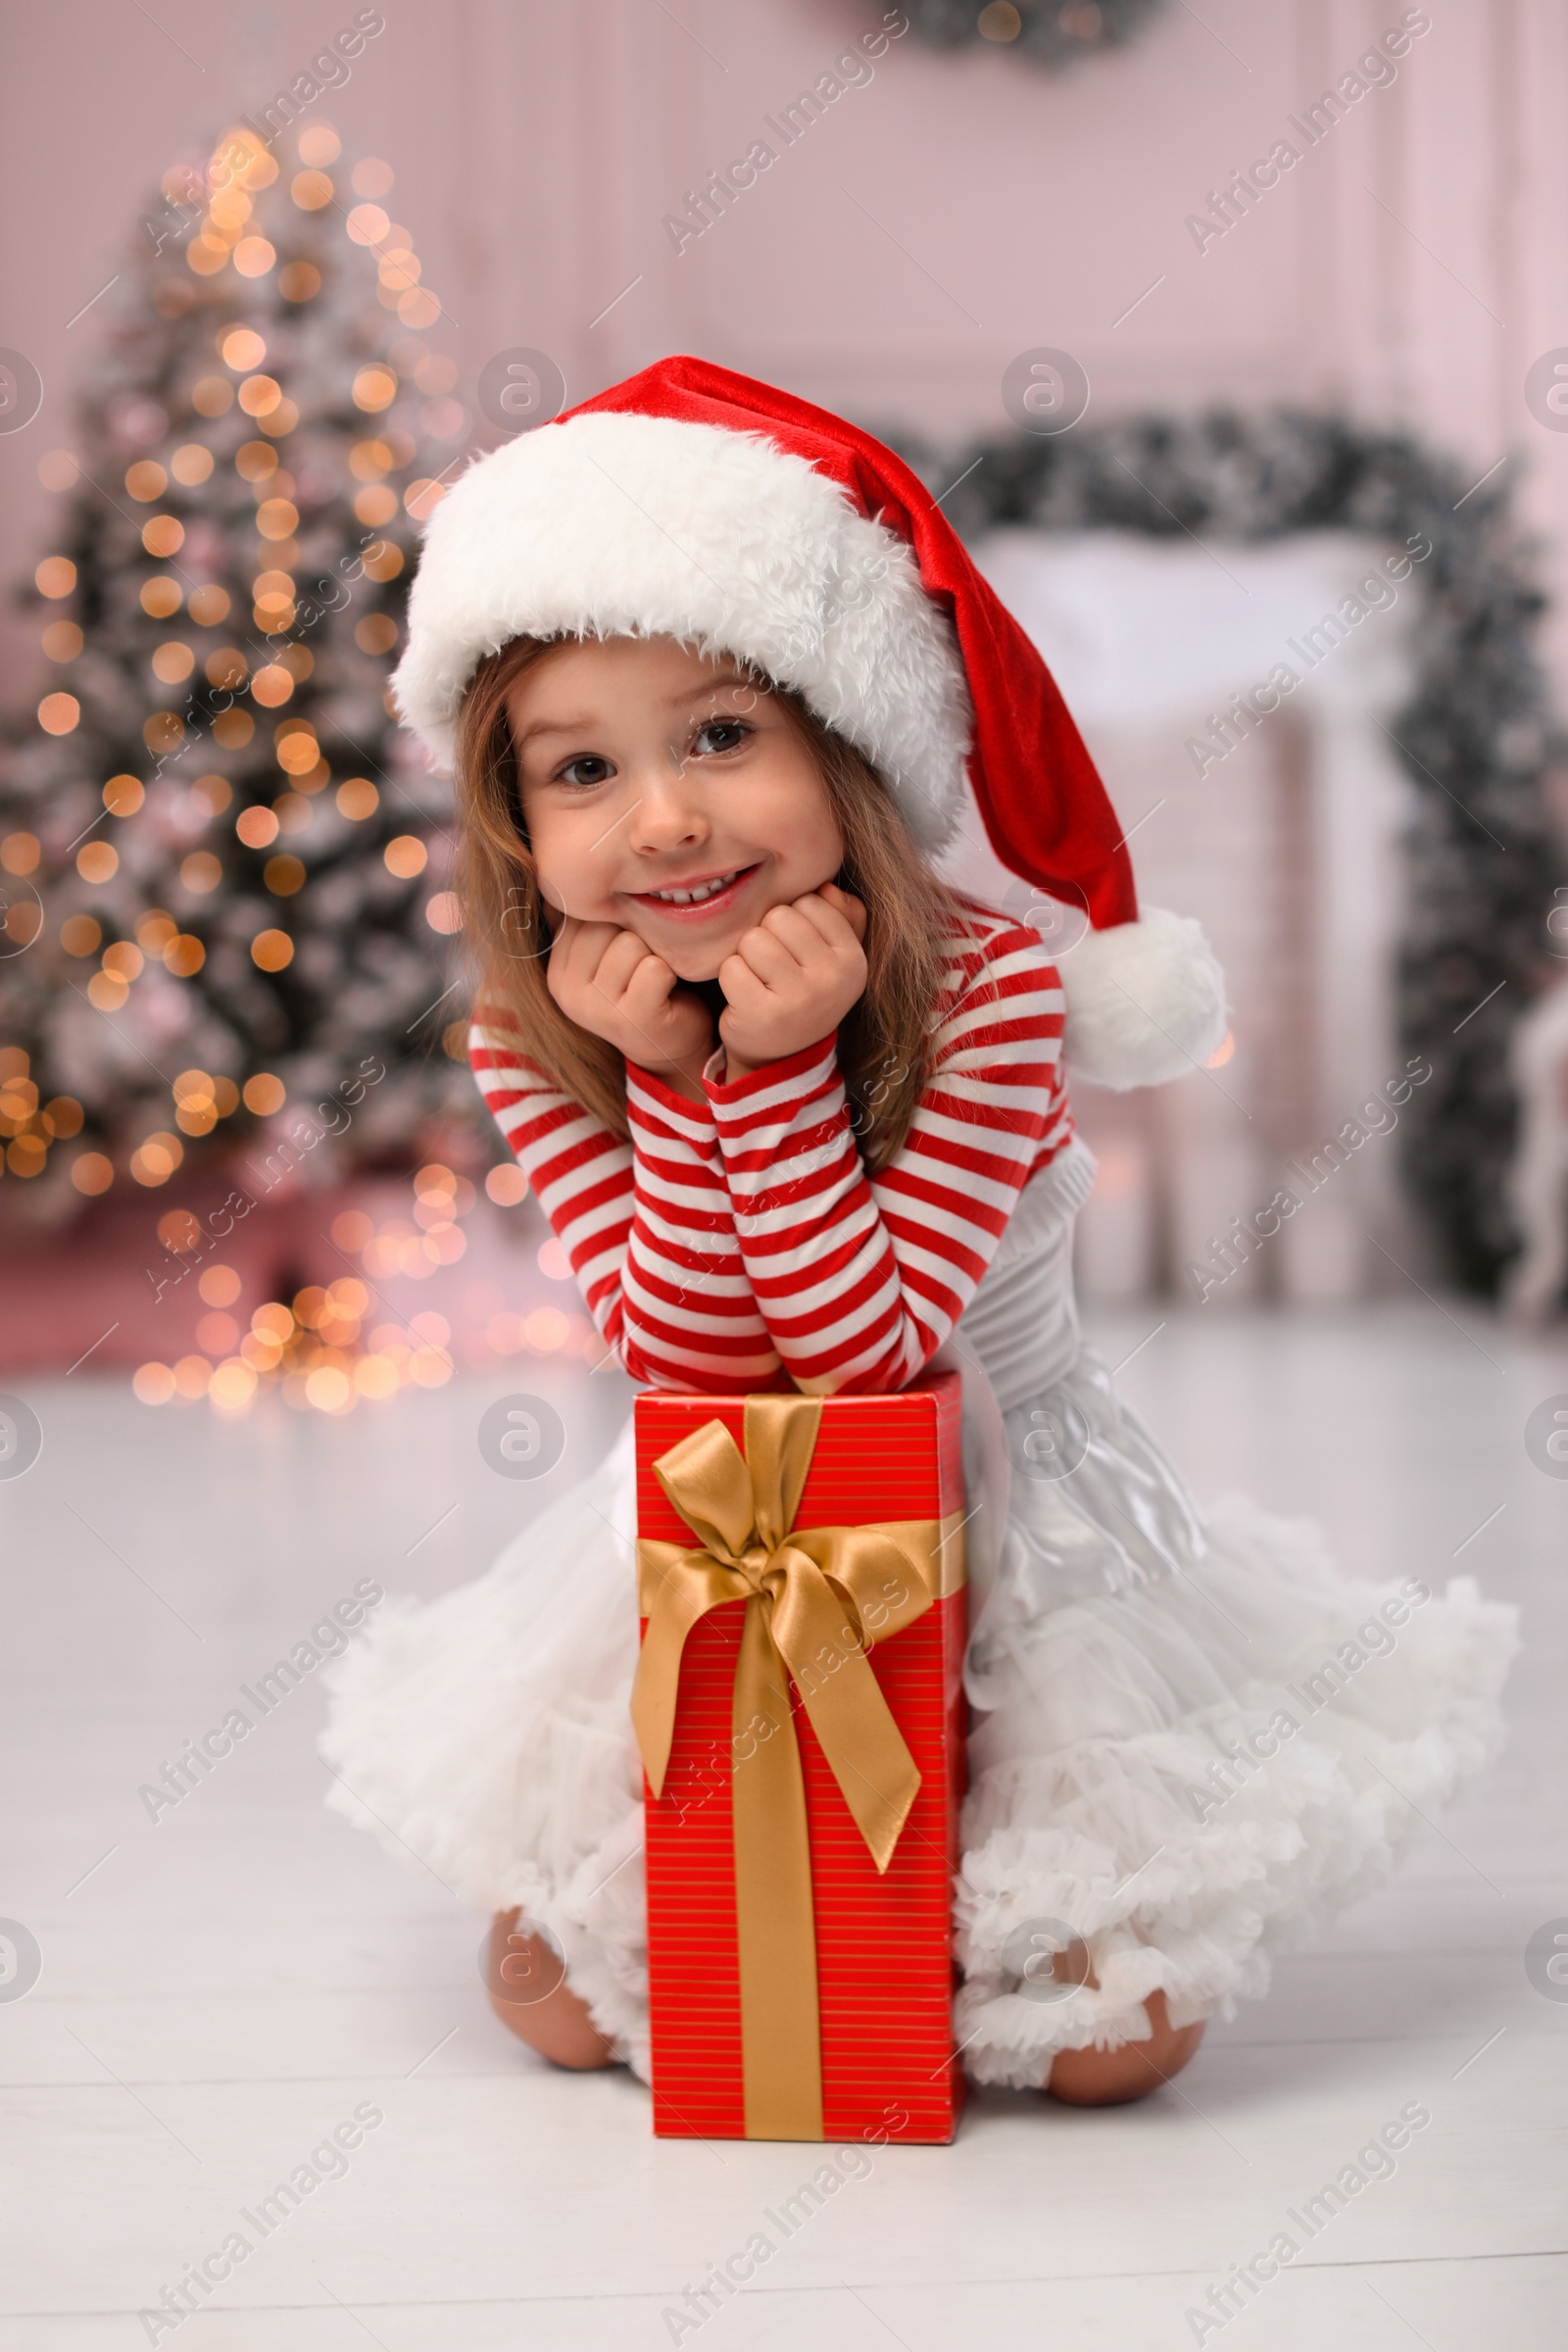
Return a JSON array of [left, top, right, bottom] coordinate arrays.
[[319, 1349, 1517, 2092]]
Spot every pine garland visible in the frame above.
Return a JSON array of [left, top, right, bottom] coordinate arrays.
[[891, 408, 1563, 1293]]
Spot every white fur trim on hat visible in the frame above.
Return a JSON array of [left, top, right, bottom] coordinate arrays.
[[391, 410, 972, 851], [1059, 906, 1229, 1091]]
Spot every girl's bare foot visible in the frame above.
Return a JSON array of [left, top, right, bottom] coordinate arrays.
[[1046, 1987, 1206, 2105], [1037, 1939, 1206, 2107], [484, 1908, 616, 2070]]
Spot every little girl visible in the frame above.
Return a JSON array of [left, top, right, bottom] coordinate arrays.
[[322, 358, 1517, 2110]]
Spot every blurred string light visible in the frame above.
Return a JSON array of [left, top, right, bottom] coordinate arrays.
[[0, 1046, 84, 1180], [131, 1158, 597, 1414]]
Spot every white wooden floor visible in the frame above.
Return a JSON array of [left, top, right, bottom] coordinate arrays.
[[3, 1299, 1564, 2349]]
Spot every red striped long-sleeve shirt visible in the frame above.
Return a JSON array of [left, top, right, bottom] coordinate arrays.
[[468, 901, 1072, 1396]]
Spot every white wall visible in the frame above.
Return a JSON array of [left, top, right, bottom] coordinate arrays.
[[2, 2, 1566, 686]]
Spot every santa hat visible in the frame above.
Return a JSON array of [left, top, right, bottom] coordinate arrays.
[[393, 356, 1225, 1090]]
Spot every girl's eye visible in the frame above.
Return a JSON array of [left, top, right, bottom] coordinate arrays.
[[693, 718, 752, 757], [554, 755, 615, 788]]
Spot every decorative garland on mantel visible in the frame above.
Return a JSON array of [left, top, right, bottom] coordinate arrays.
[[903, 1, 1170, 73], [889, 409, 1563, 1293]]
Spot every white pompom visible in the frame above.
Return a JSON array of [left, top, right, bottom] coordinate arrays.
[[1060, 906, 1229, 1091]]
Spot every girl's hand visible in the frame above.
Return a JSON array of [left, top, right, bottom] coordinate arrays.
[[716, 883, 868, 1079], [546, 916, 715, 1095]]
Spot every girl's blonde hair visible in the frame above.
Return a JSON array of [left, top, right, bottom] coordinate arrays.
[[453, 635, 961, 1170]]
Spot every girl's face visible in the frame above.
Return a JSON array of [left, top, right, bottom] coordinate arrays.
[[506, 635, 845, 983]]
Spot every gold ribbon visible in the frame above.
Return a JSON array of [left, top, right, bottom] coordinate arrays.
[[632, 1394, 965, 2141]]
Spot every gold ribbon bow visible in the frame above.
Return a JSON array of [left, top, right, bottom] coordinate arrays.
[[632, 1393, 964, 2140]]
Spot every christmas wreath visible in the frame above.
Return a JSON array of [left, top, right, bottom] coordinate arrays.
[[903, 0, 1170, 72]]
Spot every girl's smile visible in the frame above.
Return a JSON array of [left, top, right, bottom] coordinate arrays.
[[623, 860, 761, 918], [505, 636, 844, 982]]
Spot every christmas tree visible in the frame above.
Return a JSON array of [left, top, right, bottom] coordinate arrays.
[[0, 119, 477, 1227]]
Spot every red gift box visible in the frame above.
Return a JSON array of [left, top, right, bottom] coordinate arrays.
[[632, 1370, 969, 2144]]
